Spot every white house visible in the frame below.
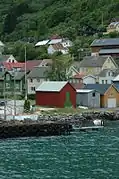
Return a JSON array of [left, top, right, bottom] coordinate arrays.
[[98, 69, 118, 84], [27, 66, 50, 94], [47, 43, 69, 55], [1, 55, 17, 63], [83, 75, 97, 84]]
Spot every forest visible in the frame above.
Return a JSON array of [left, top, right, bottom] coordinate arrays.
[[0, 0, 119, 61], [0, 0, 119, 42]]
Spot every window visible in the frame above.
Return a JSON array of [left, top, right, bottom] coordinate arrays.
[[102, 80, 104, 84], [108, 72, 111, 76], [92, 92, 95, 97], [6, 74, 10, 81], [31, 87, 35, 91], [105, 80, 108, 84], [30, 79, 33, 83]]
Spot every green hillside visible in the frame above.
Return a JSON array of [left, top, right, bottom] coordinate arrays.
[[0, 0, 119, 42]]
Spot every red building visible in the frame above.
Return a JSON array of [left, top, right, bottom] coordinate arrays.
[[36, 81, 76, 108]]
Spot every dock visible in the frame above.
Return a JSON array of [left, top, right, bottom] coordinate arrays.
[[72, 126, 104, 132]]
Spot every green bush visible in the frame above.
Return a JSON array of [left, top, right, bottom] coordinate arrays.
[[24, 99, 31, 113]]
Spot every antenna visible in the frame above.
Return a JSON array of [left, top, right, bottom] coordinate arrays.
[[102, 12, 104, 27]]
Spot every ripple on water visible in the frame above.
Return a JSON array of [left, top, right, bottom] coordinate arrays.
[[0, 124, 119, 178]]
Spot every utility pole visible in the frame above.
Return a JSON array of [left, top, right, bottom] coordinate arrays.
[[13, 69, 16, 120], [3, 79, 6, 120], [24, 46, 27, 100], [102, 12, 104, 27]]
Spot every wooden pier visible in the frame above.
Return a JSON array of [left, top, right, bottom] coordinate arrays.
[[72, 126, 104, 132]]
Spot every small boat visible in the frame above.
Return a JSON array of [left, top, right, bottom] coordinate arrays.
[[93, 119, 103, 126]]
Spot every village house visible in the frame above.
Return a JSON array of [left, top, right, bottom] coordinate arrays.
[[79, 56, 118, 75], [0, 71, 25, 96], [47, 43, 69, 55], [36, 81, 76, 108], [0, 41, 5, 54], [83, 75, 97, 84], [84, 84, 119, 108], [27, 66, 50, 94], [90, 38, 119, 57], [98, 69, 119, 84], [21, 60, 42, 72], [107, 22, 119, 34], [76, 89, 100, 108]]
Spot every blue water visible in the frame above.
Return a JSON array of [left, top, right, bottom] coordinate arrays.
[[0, 122, 119, 179]]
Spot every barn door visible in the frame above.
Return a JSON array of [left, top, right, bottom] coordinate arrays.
[[64, 92, 72, 107]]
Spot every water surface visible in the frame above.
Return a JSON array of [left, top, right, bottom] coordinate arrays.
[[0, 121, 119, 179]]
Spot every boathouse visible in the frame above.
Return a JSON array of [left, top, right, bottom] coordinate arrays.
[[36, 81, 76, 108]]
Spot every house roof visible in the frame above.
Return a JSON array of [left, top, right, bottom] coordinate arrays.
[[83, 74, 97, 79], [83, 84, 111, 95], [3, 62, 24, 71], [50, 43, 67, 51], [72, 73, 85, 79], [48, 39, 62, 45], [39, 59, 53, 66], [35, 40, 49, 47], [79, 56, 109, 67], [0, 41, 4, 46], [36, 81, 68, 92], [21, 60, 42, 72], [27, 66, 51, 78], [71, 83, 84, 90], [76, 89, 94, 93], [113, 74, 119, 81], [98, 69, 118, 77], [99, 48, 119, 54], [91, 38, 119, 47], [0, 55, 13, 62]]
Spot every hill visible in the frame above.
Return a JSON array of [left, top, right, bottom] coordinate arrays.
[[0, 0, 119, 42]]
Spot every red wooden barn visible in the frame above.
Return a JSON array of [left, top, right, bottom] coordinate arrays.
[[36, 81, 76, 108]]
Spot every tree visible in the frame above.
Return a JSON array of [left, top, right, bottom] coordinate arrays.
[[47, 52, 73, 81], [24, 99, 31, 113]]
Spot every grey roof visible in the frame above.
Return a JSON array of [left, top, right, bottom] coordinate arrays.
[[36, 81, 68, 92], [91, 38, 119, 47], [27, 66, 51, 78], [0, 55, 12, 62], [79, 56, 109, 67], [99, 48, 119, 54], [98, 69, 118, 77], [83, 84, 111, 95]]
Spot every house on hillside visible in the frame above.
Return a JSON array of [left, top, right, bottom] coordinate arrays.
[[0, 71, 25, 96], [21, 60, 42, 72], [27, 66, 50, 94], [91, 38, 119, 57], [79, 56, 118, 75], [47, 43, 69, 54], [0, 55, 17, 63], [84, 84, 119, 108], [36, 81, 76, 108], [83, 75, 97, 84], [98, 69, 119, 84], [0, 41, 5, 54], [107, 22, 119, 34], [35, 40, 50, 47]]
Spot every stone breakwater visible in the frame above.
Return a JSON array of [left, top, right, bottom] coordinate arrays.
[[37, 111, 119, 123]]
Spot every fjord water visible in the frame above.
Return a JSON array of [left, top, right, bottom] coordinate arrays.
[[0, 122, 119, 179]]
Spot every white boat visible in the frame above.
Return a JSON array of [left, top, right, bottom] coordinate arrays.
[[93, 119, 103, 126]]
